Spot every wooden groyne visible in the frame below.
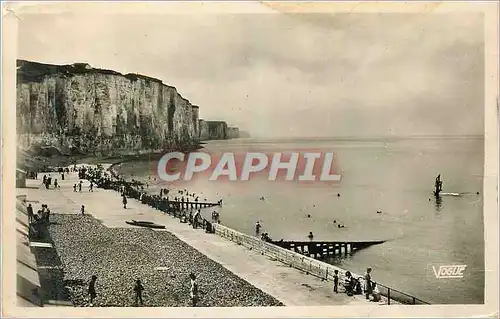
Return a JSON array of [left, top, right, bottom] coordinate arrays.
[[167, 200, 221, 210], [271, 240, 385, 259]]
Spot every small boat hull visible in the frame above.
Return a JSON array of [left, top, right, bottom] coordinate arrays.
[[126, 220, 166, 229]]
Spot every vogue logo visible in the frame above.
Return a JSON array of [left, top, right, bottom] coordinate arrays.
[[432, 265, 467, 279]]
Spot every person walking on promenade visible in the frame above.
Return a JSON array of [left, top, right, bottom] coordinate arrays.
[[27, 204, 34, 224], [61, 172, 65, 181], [189, 273, 199, 307], [88, 275, 97, 306], [193, 210, 201, 229], [54, 179, 59, 189], [73, 184, 77, 192], [123, 195, 128, 209], [78, 181, 82, 192], [364, 267, 373, 300], [134, 279, 144, 306], [89, 181, 93, 192], [81, 205, 85, 215], [333, 270, 339, 293]]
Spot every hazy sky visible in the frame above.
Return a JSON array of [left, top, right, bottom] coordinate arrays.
[[17, 4, 485, 138]]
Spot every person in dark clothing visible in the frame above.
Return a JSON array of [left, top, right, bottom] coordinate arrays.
[[193, 210, 200, 228], [78, 181, 82, 192], [61, 172, 65, 180], [255, 221, 261, 236], [54, 179, 59, 189], [123, 195, 128, 209], [81, 205, 85, 215], [333, 269, 339, 293], [45, 207, 51, 223], [88, 275, 97, 306], [364, 268, 373, 300], [89, 182, 93, 192], [134, 279, 144, 306], [27, 204, 34, 224], [308, 231, 314, 241], [73, 184, 77, 192], [189, 273, 199, 307]]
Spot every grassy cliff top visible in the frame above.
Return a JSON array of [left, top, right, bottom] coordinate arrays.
[[16, 59, 175, 88]]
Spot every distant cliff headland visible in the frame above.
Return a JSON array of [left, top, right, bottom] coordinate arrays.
[[16, 60, 249, 161]]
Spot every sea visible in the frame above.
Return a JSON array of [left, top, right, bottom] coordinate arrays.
[[115, 137, 485, 304]]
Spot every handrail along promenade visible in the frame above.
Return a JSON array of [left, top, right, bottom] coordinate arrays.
[[212, 223, 431, 305]]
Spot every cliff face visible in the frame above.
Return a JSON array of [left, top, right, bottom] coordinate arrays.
[[227, 127, 240, 139], [198, 119, 210, 141], [207, 121, 227, 140], [16, 60, 198, 156]]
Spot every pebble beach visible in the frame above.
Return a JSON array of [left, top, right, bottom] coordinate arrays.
[[47, 213, 283, 307]]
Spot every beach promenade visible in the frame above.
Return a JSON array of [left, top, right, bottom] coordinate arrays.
[[18, 171, 374, 306]]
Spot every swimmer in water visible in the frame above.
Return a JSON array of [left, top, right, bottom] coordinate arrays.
[[308, 232, 314, 240]]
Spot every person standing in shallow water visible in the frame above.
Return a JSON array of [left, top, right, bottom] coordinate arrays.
[[134, 279, 144, 306], [88, 275, 97, 306], [255, 221, 261, 236]]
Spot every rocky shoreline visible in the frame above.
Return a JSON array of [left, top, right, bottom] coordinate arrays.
[[46, 213, 283, 307]]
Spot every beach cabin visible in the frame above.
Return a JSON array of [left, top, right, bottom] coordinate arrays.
[[16, 199, 42, 307], [16, 168, 27, 188]]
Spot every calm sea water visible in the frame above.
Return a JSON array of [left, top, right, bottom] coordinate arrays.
[[117, 137, 485, 304]]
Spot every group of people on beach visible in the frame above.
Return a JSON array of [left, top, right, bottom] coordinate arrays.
[[333, 267, 381, 302], [76, 165, 220, 234], [26, 203, 52, 239], [86, 275, 172, 307], [41, 174, 60, 189]]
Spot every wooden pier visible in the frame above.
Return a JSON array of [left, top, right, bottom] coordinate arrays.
[[270, 240, 386, 259]]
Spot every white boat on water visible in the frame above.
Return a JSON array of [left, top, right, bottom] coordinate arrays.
[[439, 192, 461, 197]]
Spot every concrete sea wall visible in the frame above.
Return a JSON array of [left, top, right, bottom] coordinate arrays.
[[198, 119, 210, 141], [207, 121, 228, 140]]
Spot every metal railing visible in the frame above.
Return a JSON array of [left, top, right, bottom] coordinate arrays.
[[213, 223, 430, 305]]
